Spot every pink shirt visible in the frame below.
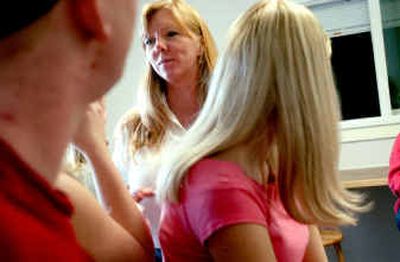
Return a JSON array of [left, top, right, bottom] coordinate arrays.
[[159, 159, 309, 262], [389, 134, 400, 213]]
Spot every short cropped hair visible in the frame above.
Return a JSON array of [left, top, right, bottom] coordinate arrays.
[[0, 1, 59, 39]]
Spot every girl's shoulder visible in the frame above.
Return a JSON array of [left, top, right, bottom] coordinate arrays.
[[190, 158, 243, 174], [186, 158, 260, 191]]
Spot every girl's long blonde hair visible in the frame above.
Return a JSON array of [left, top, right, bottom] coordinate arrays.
[[157, 0, 365, 225], [117, 0, 217, 156]]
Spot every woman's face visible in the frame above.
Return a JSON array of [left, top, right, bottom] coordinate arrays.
[[144, 9, 202, 86]]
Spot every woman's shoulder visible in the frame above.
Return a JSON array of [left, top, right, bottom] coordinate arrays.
[[190, 158, 243, 174], [186, 158, 255, 189]]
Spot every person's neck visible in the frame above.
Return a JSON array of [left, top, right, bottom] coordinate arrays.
[[0, 53, 85, 185], [166, 79, 200, 128], [212, 144, 269, 184]]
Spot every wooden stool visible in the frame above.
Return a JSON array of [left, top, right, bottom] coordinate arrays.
[[319, 227, 345, 262]]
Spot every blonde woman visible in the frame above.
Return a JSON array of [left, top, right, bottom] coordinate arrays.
[[112, 0, 217, 259], [157, 0, 366, 261]]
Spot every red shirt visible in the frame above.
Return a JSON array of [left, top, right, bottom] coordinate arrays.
[[389, 134, 400, 213], [160, 159, 309, 262], [0, 138, 92, 261]]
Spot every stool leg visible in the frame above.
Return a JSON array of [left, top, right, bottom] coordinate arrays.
[[333, 243, 345, 262]]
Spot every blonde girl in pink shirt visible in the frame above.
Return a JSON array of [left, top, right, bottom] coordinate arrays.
[[156, 0, 367, 261]]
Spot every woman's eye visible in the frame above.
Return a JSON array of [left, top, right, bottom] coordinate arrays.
[[144, 37, 154, 46], [166, 31, 178, 38]]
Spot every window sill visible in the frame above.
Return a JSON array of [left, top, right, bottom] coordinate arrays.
[[340, 166, 388, 188], [341, 122, 399, 143]]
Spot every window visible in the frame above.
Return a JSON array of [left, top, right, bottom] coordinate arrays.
[[331, 32, 380, 120], [301, 0, 400, 140], [381, 0, 400, 111]]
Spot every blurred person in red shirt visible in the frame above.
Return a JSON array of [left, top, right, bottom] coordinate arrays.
[[0, 0, 153, 260], [388, 134, 400, 230]]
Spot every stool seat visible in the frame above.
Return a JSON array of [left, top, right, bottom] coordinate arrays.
[[319, 228, 345, 262], [320, 229, 343, 246]]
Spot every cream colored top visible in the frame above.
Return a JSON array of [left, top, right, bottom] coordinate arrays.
[[112, 113, 184, 249]]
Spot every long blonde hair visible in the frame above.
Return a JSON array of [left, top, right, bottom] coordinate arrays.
[[157, 0, 365, 225], [62, 145, 99, 198], [118, 0, 217, 156]]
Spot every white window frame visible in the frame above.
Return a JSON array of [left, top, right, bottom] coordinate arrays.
[[297, 0, 400, 142]]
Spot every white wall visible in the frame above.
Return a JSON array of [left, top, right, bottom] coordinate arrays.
[[340, 137, 394, 169], [106, 0, 398, 172], [105, 9, 146, 138]]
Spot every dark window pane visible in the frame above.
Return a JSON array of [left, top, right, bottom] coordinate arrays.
[[331, 32, 381, 120], [380, 0, 400, 110], [384, 27, 400, 109]]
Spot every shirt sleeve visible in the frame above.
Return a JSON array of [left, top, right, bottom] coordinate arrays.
[[182, 168, 268, 245], [389, 134, 400, 196]]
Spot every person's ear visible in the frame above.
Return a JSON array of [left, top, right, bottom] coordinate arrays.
[[197, 36, 204, 57], [72, 0, 111, 41]]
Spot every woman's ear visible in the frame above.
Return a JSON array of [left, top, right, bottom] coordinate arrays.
[[71, 0, 111, 41], [197, 36, 204, 58]]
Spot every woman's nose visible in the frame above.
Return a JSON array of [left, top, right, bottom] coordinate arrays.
[[154, 36, 167, 52]]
